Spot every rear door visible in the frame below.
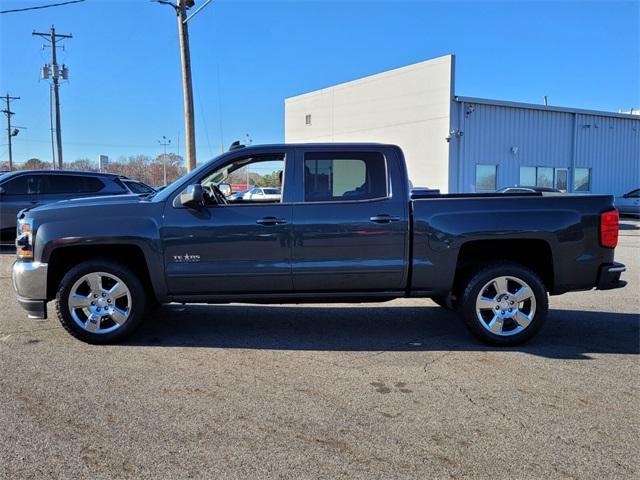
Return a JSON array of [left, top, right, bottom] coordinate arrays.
[[290, 146, 409, 292]]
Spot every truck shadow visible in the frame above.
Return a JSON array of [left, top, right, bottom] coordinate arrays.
[[125, 304, 640, 359]]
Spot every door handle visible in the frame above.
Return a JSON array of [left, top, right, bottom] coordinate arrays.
[[369, 214, 400, 224], [256, 216, 287, 226]]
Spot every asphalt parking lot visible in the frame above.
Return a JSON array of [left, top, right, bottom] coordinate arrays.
[[0, 220, 638, 480]]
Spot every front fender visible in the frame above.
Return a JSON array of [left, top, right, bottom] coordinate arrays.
[[34, 213, 167, 302]]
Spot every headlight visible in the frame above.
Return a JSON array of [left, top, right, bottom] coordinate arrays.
[[16, 218, 34, 259]]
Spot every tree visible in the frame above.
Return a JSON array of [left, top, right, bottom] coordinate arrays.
[[23, 158, 48, 170], [65, 158, 95, 171], [103, 154, 186, 187], [256, 170, 282, 188]]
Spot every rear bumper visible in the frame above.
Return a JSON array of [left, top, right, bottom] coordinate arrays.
[[12, 260, 48, 319], [596, 262, 627, 290]]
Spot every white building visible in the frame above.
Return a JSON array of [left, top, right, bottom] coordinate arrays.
[[285, 55, 639, 195]]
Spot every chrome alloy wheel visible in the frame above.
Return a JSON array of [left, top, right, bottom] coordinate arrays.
[[68, 272, 132, 334], [475, 275, 537, 337]]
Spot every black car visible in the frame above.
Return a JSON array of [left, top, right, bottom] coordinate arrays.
[[0, 170, 132, 243]]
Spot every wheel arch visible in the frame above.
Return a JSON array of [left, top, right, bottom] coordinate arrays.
[[452, 238, 555, 296], [46, 244, 161, 303]]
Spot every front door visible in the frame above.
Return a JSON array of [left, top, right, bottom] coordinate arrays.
[[162, 152, 294, 295], [291, 148, 409, 292]]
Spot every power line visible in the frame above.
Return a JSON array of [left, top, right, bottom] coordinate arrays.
[[0, 0, 86, 14]]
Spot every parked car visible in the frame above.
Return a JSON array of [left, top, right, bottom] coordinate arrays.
[[242, 187, 281, 202], [497, 186, 562, 193], [615, 188, 640, 217], [0, 170, 131, 243], [12, 143, 626, 346], [227, 190, 247, 202], [121, 178, 156, 196]]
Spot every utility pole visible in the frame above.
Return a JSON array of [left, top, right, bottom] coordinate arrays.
[[33, 25, 72, 169], [155, 0, 213, 173], [158, 136, 171, 186], [177, 1, 196, 173], [2, 94, 20, 171]]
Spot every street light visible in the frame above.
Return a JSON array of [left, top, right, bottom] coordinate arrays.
[[158, 135, 171, 186]]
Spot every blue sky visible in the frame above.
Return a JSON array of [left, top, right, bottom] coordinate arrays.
[[1, 0, 638, 165]]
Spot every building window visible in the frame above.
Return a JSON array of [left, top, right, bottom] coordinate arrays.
[[574, 168, 591, 192], [305, 114, 312, 126], [519, 167, 536, 186], [536, 167, 554, 188], [554, 168, 568, 192], [476, 164, 497, 191]]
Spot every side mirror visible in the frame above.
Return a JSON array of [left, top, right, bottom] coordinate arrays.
[[622, 193, 630, 198], [179, 184, 205, 208], [217, 183, 231, 196], [0, 186, 5, 195]]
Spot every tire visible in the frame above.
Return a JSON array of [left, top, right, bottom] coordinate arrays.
[[459, 262, 548, 346], [430, 295, 457, 311], [55, 259, 147, 344]]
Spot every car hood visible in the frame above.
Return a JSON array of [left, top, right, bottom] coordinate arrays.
[[29, 194, 145, 213]]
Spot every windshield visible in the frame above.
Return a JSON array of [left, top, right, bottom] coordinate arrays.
[[150, 152, 228, 202]]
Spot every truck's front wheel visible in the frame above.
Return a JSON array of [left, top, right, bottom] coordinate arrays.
[[460, 262, 548, 346], [55, 260, 147, 344]]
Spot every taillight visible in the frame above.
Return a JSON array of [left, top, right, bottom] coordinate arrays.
[[600, 210, 619, 249]]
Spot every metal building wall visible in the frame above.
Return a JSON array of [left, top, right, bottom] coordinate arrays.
[[575, 114, 640, 195], [450, 99, 640, 195]]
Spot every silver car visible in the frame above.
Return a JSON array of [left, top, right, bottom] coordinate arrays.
[[616, 188, 640, 216], [242, 187, 281, 202]]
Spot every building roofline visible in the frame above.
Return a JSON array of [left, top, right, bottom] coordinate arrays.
[[454, 96, 640, 120], [286, 54, 454, 103]]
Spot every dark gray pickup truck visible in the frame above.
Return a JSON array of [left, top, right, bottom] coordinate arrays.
[[11, 144, 626, 345]]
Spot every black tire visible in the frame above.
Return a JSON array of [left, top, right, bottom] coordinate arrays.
[[460, 262, 548, 346], [430, 295, 457, 311], [55, 259, 147, 344]]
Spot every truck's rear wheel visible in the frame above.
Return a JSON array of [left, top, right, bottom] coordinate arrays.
[[460, 262, 548, 346], [55, 260, 146, 344]]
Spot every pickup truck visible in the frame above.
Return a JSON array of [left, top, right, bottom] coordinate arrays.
[[11, 143, 627, 346]]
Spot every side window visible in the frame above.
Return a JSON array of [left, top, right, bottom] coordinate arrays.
[[198, 154, 285, 205], [627, 189, 640, 198], [79, 177, 106, 193], [304, 152, 387, 202], [41, 175, 84, 194], [39, 175, 105, 194], [2, 175, 38, 195]]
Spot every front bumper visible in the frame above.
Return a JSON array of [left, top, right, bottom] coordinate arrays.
[[12, 261, 48, 319], [596, 262, 627, 290]]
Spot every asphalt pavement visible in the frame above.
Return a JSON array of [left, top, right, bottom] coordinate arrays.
[[1, 219, 638, 479]]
